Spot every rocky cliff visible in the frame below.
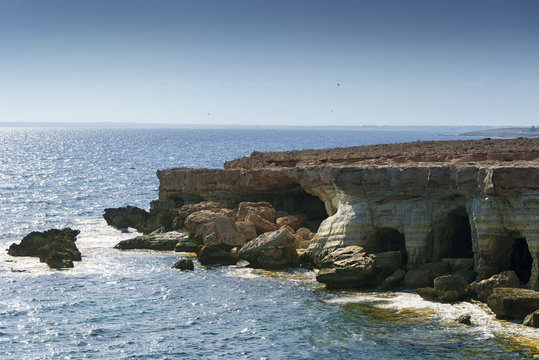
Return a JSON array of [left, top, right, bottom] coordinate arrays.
[[155, 138, 539, 289]]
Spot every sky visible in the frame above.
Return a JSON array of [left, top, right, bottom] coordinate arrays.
[[0, 0, 538, 127]]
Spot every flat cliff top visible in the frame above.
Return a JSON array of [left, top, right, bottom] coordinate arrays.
[[224, 138, 539, 169]]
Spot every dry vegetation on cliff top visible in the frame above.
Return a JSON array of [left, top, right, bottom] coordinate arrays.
[[225, 138, 539, 169]]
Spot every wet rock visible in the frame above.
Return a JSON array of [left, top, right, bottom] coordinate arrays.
[[523, 310, 539, 327], [172, 259, 194, 270], [487, 287, 539, 320], [8, 228, 81, 269], [418, 275, 466, 303], [198, 245, 237, 266], [316, 247, 401, 289], [380, 269, 406, 290], [456, 314, 472, 325], [174, 235, 201, 253], [276, 214, 307, 231], [103, 206, 151, 232], [404, 262, 449, 289], [237, 227, 298, 269], [115, 231, 186, 251], [466, 271, 520, 302]]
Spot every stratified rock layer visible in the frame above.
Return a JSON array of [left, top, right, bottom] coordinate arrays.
[[155, 139, 539, 288]]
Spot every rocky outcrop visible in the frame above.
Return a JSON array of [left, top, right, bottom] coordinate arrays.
[[114, 231, 187, 251], [154, 139, 539, 289], [237, 227, 298, 269], [487, 287, 539, 320], [198, 245, 237, 266], [8, 228, 81, 269], [103, 206, 153, 233], [417, 275, 467, 303], [466, 271, 520, 302], [524, 310, 539, 327], [315, 246, 402, 289]]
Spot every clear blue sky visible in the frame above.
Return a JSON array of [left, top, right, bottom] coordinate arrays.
[[1, 0, 538, 126]]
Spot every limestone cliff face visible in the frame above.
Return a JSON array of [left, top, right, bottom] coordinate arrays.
[[156, 139, 539, 289]]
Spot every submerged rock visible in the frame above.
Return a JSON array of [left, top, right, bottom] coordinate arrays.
[[8, 228, 81, 269], [456, 314, 472, 325], [172, 259, 194, 271], [237, 227, 298, 269], [487, 287, 539, 320], [115, 231, 187, 251]]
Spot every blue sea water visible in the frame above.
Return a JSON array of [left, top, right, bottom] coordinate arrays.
[[0, 127, 537, 359]]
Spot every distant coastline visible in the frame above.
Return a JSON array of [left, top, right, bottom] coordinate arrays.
[[462, 127, 539, 138]]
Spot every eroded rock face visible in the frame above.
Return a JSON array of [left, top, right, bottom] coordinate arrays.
[[153, 139, 538, 288], [8, 228, 81, 269], [466, 271, 520, 302]]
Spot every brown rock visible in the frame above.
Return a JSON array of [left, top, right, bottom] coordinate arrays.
[[296, 227, 315, 240], [466, 271, 520, 302], [380, 269, 406, 290], [236, 202, 276, 223], [198, 245, 237, 266], [172, 259, 194, 270], [404, 262, 449, 289], [237, 227, 298, 269], [235, 221, 258, 242], [418, 275, 466, 303], [523, 310, 539, 327], [246, 212, 278, 235], [203, 217, 245, 247], [276, 214, 307, 231], [487, 287, 539, 319], [184, 209, 234, 234]]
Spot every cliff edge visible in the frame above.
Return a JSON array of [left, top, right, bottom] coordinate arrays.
[[155, 138, 539, 289]]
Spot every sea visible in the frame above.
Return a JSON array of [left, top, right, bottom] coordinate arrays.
[[0, 126, 537, 359]]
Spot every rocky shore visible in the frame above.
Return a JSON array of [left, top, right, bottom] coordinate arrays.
[[105, 138, 539, 326]]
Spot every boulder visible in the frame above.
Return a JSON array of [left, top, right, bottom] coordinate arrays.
[[236, 202, 277, 223], [172, 259, 194, 270], [184, 208, 234, 241], [8, 228, 81, 269], [466, 271, 520, 302], [296, 227, 315, 240], [174, 235, 201, 253], [523, 310, 539, 328], [246, 213, 277, 235], [380, 269, 406, 290], [237, 227, 298, 269], [235, 221, 258, 242], [418, 275, 466, 303], [315, 247, 401, 289], [173, 201, 227, 228], [487, 287, 539, 320], [456, 314, 472, 325], [203, 217, 245, 247], [404, 262, 449, 289], [103, 206, 151, 232], [198, 245, 237, 266], [114, 231, 186, 251], [441, 258, 476, 283], [276, 214, 307, 231]]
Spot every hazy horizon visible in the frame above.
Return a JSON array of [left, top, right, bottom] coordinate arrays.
[[1, 0, 538, 127]]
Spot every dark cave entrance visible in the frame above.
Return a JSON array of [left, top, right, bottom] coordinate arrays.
[[372, 227, 407, 265], [437, 207, 473, 259], [510, 237, 532, 284]]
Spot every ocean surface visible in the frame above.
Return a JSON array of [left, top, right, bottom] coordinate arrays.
[[0, 127, 537, 359]]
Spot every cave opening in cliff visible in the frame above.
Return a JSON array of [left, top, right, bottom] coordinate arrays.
[[437, 207, 473, 259], [510, 237, 532, 284], [372, 227, 407, 265]]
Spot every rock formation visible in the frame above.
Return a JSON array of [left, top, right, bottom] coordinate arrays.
[[151, 138, 539, 290], [7, 228, 81, 269]]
